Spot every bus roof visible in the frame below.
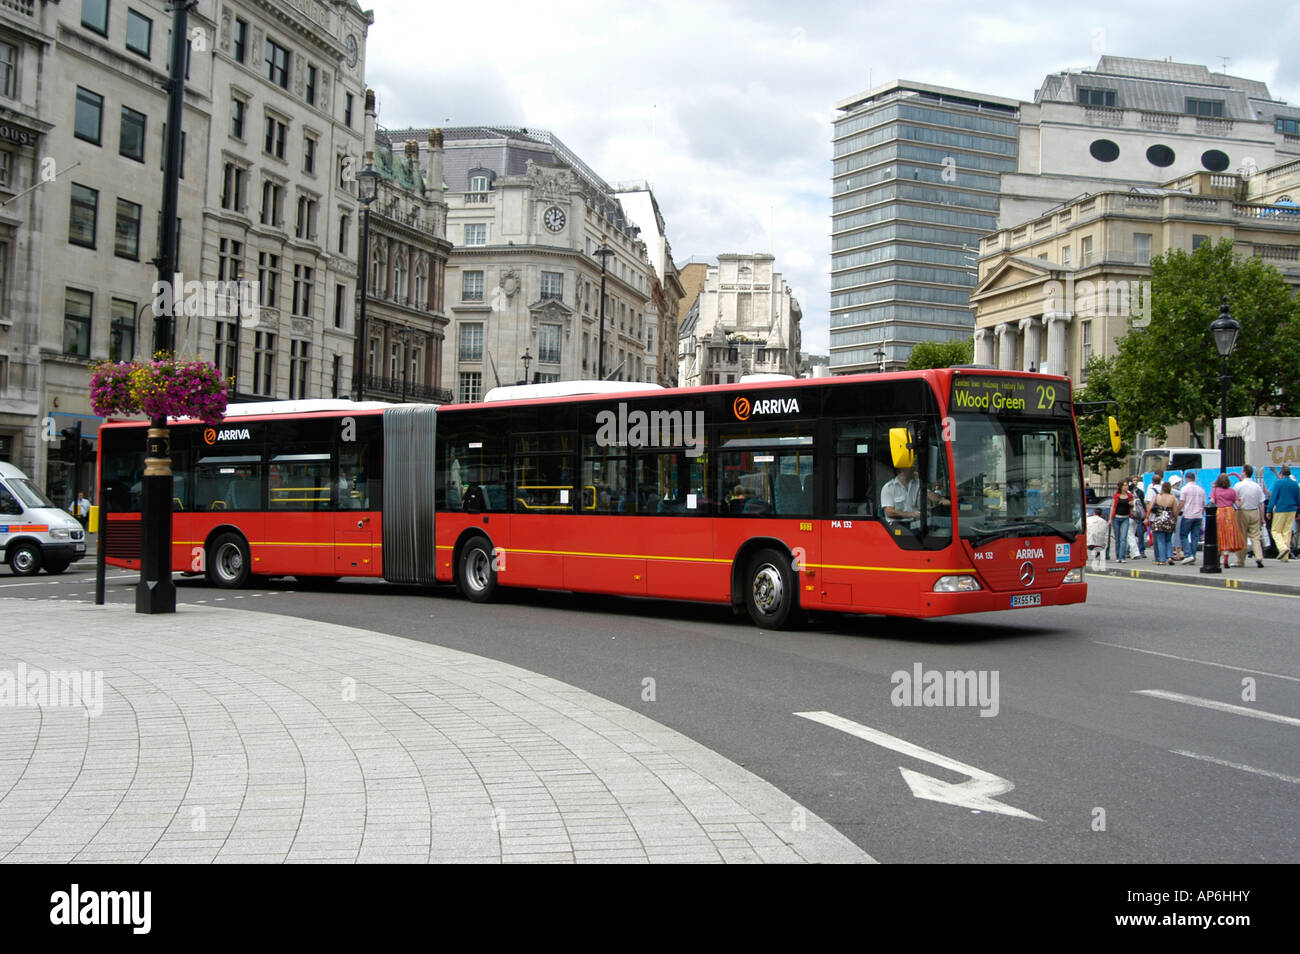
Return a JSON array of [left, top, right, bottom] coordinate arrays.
[[483, 381, 664, 403]]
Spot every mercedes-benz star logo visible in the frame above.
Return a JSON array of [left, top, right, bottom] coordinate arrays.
[[1019, 562, 1036, 587]]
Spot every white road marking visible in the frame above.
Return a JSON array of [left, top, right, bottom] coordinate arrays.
[[795, 710, 1039, 820], [1134, 690, 1300, 727], [0, 580, 66, 588], [1171, 750, 1300, 785], [1094, 641, 1300, 684]]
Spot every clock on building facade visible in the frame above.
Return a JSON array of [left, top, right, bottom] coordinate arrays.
[[543, 206, 566, 232]]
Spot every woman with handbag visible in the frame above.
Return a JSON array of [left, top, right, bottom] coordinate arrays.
[[1211, 474, 1247, 567], [1150, 481, 1179, 565], [1107, 479, 1134, 563]]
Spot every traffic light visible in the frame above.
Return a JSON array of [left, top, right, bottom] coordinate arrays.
[[59, 424, 81, 463]]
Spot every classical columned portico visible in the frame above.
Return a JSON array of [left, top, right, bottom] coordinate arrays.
[[1043, 311, 1073, 376], [995, 322, 1017, 370], [1018, 317, 1042, 372], [973, 327, 994, 366]]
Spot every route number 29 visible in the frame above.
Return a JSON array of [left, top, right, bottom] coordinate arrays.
[[1036, 384, 1056, 410]]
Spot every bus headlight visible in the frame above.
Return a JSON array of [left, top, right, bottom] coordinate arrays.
[[933, 575, 982, 592], [1063, 567, 1084, 583]]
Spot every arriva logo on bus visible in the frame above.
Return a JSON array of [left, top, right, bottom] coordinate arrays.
[[594, 403, 705, 457], [203, 427, 251, 444], [732, 396, 800, 421]]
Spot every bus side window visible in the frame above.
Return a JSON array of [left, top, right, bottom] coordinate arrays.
[[834, 423, 873, 515]]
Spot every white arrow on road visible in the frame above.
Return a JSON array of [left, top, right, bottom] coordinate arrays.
[[795, 710, 1040, 821]]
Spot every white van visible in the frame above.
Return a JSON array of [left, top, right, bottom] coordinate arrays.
[[0, 461, 87, 575]]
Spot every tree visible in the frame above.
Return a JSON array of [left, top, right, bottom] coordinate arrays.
[[906, 338, 974, 370], [1110, 239, 1300, 443], [1073, 355, 1130, 473]]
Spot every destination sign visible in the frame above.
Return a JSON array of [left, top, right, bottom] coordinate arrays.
[[950, 375, 1071, 418]]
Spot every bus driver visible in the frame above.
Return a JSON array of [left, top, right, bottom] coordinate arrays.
[[881, 466, 950, 527]]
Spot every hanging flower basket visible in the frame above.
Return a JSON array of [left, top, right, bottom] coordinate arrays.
[[90, 355, 229, 426]]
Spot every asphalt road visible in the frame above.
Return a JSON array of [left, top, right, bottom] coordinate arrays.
[[5, 565, 1296, 863]]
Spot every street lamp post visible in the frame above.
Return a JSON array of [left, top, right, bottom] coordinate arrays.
[[593, 241, 614, 380], [520, 348, 532, 386], [1201, 296, 1240, 575], [396, 326, 413, 402], [875, 348, 885, 373], [354, 155, 380, 402]]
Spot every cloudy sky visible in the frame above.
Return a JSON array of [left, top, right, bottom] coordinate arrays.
[[364, 0, 1300, 354]]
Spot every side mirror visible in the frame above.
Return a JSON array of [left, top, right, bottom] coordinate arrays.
[[1108, 416, 1122, 454], [890, 427, 916, 470]]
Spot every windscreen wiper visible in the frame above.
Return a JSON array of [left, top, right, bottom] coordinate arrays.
[[967, 520, 1076, 545]]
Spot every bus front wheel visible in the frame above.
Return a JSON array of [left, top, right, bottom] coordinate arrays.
[[744, 547, 797, 630], [458, 535, 498, 603], [207, 532, 251, 588]]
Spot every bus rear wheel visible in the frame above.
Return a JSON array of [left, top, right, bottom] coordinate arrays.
[[207, 532, 252, 588], [458, 535, 498, 603], [744, 547, 797, 630]]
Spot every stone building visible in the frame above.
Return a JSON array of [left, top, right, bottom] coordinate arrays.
[[677, 253, 802, 387], [971, 159, 1300, 384], [614, 181, 682, 386], [356, 101, 452, 402], [383, 124, 655, 400]]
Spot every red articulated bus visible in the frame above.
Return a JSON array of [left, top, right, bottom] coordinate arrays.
[[99, 369, 1088, 627]]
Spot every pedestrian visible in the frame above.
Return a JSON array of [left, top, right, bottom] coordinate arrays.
[[1149, 481, 1179, 565], [1234, 465, 1267, 568], [69, 491, 90, 527], [1107, 479, 1134, 563], [1177, 470, 1206, 565], [1211, 474, 1246, 567], [1267, 465, 1298, 563], [1131, 477, 1148, 559], [1087, 506, 1108, 568]]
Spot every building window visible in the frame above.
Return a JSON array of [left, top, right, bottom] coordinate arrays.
[[1192, 234, 1209, 250], [338, 213, 349, 254], [414, 263, 427, 306], [461, 271, 484, 301], [289, 340, 309, 399], [1078, 87, 1116, 108], [69, 183, 98, 248], [218, 238, 242, 281], [119, 106, 146, 162], [0, 43, 16, 99], [81, 0, 109, 36], [344, 93, 353, 127], [114, 198, 141, 259], [1278, 118, 1300, 137], [540, 271, 563, 300], [459, 323, 483, 361], [233, 17, 247, 63], [538, 324, 561, 364], [125, 9, 151, 57], [266, 38, 290, 89], [463, 223, 487, 246], [1080, 321, 1093, 381], [1186, 98, 1224, 118], [64, 289, 92, 357], [258, 252, 279, 308], [75, 88, 103, 145], [215, 321, 236, 381], [231, 97, 246, 139], [334, 283, 346, 328], [1081, 235, 1093, 266], [1062, 245, 1071, 265], [305, 65, 317, 106], [303, 135, 316, 174], [292, 264, 314, 317], [332, 354, 342, 397], [458, 372, 482, 403], [295, 195, 317, 240], [264, 116, 286, 160], [108, 298, 136, 362], [253, 332, 277, 396], [260, 180, 283, 227], [1132, 233, 1151, 265], [221, 163, 245, 212], [389, 342, 400, 379]]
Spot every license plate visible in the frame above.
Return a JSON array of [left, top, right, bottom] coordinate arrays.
[[75, 544, 85, 552], [1010, 593, 1041, 608]]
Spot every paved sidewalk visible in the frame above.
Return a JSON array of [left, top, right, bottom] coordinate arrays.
[[0, 601, 869, 864], [1086, 548, 1300, 596]]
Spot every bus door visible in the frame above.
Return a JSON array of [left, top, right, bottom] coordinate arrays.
[[334, 440, 379, 576], [267, 450, 333, 576], [820, 421, 875, 607]]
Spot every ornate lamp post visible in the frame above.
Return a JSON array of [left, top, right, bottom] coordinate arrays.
[[396, 326, 414, 401], [354, 156, 380, 401], [520, 347, 532, 386], [593, 240, 614, 379], [1201, 296, 1240, 575]]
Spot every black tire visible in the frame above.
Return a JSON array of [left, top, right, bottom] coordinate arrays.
[[743, 547, 797, 629], [44, 560, 71, 575], [9, 542, 41, 577], [206, 532, 252, 588], [458, 535, 498, 603]]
